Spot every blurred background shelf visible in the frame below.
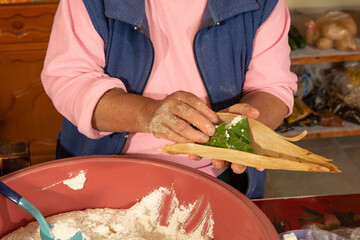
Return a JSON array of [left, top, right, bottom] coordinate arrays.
[[289, 6, 360, 65], [280, 121, 360, 139], [286, 6, 360, 139], [291, 39, 360, 65]]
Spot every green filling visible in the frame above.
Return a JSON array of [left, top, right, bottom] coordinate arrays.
[[204, 116, 254, 153]]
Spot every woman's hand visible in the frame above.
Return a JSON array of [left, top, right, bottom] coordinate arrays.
[[145, 91, 219, 143], [92, 89, 219, 141], [212, 103, 265, 174]]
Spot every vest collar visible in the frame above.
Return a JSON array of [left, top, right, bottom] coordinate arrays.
[[206, 0, 260, 23], [104, 0, 260, 27]]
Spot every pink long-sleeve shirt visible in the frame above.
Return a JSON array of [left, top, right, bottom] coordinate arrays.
[[42, 0, 297, 176]]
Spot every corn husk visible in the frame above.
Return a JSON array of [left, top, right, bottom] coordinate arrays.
[[160, 113, 340, 172]]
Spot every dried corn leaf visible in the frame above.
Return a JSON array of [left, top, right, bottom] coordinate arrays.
[[160, 113, 340, 172]]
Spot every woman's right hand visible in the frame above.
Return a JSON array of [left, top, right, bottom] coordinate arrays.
[[144, 91, 219, 144]]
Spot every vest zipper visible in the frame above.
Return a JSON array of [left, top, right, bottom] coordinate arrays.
[[133, 25, 155, 94], [193, 18, 218, 109]]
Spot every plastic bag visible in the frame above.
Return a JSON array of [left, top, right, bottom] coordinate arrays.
[[305, 10, 358, 51], [291, 64, 330, 111], [277, 97, 320, 133], [305, 225, 360, 240], [326, 62, 360, 109], [328, 92, 360, 124], [296, 73, 314, 98], [344, 62, 360, 108]]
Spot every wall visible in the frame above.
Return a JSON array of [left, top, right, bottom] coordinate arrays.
[[285, 0, 359, 9]]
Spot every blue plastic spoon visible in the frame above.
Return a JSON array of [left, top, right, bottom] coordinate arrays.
[[0, 181, 84, 240]]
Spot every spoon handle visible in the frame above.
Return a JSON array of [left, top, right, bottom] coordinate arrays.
[[0, 181, 22, 204], [0, 181, 55, 239]]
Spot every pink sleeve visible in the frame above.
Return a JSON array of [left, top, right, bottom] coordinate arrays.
[[243, 0, 297, 116], [41, 0, 126, 139]]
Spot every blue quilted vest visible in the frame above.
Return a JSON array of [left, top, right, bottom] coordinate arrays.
[[57, 0, 278, 198]]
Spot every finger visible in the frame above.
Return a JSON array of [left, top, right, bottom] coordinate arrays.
[[164, 116, 210, 143], [188, 154, 202, 161], [172, 101, 216, 137], [151, 124, 192, 143], [177, 92, 219, 123], [256, 167, 265, 171], [150, 108, 210, 143], [227, 104, 260, 119], [212, 159, 229, 169], [231, 163, 246, 174]]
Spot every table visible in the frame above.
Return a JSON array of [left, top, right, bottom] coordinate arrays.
[[252, 194, 360, 234]]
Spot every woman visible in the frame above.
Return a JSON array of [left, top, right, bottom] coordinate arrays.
[[41, 0, 297, 198]]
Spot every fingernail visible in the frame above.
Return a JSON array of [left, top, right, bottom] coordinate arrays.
[[188, 155, 202, 161], [244, 105, 259, 115], [211, 117, 219, 124], [206, 125, 216, 136], [213, 161, 223, 169], [232, 165, 245, 173], [201, 134, 210, 143]]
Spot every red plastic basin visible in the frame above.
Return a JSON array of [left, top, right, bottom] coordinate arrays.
[[0, 155, 278, 239]]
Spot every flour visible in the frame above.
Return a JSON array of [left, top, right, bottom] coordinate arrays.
[[41, 170, 87, 191], [227, 115, 245, 127], [281, 232, 298, 240], [1, 186, 214, 240], [225, 115, 246, 143], [62, 170, 87, 190]]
